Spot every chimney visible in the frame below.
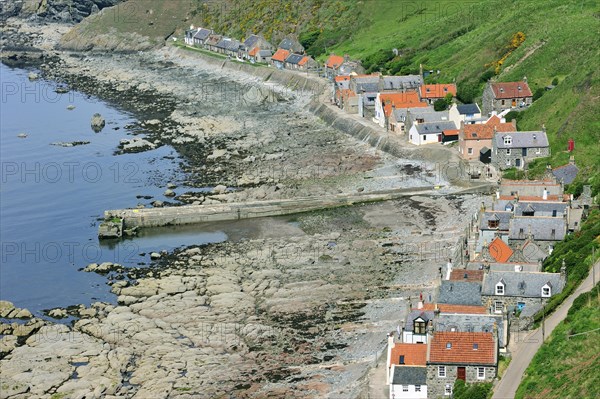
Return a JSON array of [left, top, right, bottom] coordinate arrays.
[[543, 188, 548, 200], [523, 76, 528, 84], [481, 201, 486, 212], [569, 155, 575, 165]]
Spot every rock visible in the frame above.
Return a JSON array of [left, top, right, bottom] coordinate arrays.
[[0, 301, 16, 318], [212, 185, 228, 194], [150, 252, 161, 260], [28, 71, 39, 80], [17, 133, 28, 138], [48, 308, 67, 319], [152, 200, 164, 207], [67, 104, 76, 110], [120, 137, 156, 152], [357, 187, 365, 192], [207, 149, 227, 160], [14, 308, 33, 319], [167, 183, 177, 189], [51, 141, 90, 147], [164, 189, 175, 197], [91, 113, 106, 132], [145, 119, 161, 125]]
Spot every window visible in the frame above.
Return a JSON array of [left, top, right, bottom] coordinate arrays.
[[551, 229, 556, 239], [414, 320, 426, 334], [445, 384, 453, 395], [501, 99, 505, 105], [473, 343, 479, 350], [536, 147, 541, 154], [504, 136, 512, 145], [522, 148, 528, 156], [488, 220, 499, 229], [506, 148, 512, 155], [496, 283, 505, 295], [542, 285, 551, 297], [468, 147, 473, 155], [495, 301, 504, 313], [446, 342, 452, 349], [415, 385, 421, 392], [438, 366, 446, 377], [403, 385, 409, 392], [478, 367, 485, 379], [399, 355, 405, 364]]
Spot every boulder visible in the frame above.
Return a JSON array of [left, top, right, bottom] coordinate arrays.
[[212, 184, 228, 194], [28, 72, 39, 81], [91, 113, 106, 132]]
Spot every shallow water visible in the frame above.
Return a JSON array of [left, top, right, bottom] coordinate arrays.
[[0, 63, 230, 313]]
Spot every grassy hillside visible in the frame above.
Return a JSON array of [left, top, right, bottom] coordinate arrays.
[[515, 283, 600, 399]]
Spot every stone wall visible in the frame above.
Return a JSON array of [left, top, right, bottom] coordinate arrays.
[[427, 365, 496, 398], [492, 143, 551, 170]]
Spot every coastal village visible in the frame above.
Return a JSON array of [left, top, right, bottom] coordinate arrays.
[[182, 26, 594, 398]]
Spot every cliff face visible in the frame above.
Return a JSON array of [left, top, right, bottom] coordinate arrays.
[[0, 0, 122, 23]]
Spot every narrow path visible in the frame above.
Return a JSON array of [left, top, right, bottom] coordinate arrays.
[[492, 260, 600, 399]]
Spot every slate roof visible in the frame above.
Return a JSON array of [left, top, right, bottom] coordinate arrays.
[[514, 201, 568, 217], [205, 34, 222, 46], [449, 269, 485, 282], [258, 49, 272, 57], [457, 103, 481, 115], [429, 332, 496, 365], [438, 281, 482, 306], [435, 313, 505, 348], [482, 271, 565, 297], [391, 366, 427, 385], [479, 211, 512, 231], [285, 53, 304, 65], [488, 237, 513, 263], [508, 216, 567, 241], [390, 343, 427, 366], [490, 81, 533, 99], [215, 38, 232, 49], [420, 84, 457, 99], [468, 261, 540, 272], [405, 310, 435, 332], [495, 131, 549, 148], [414, 121, 457, 135], [553, 163, 579, 184], [408, 109, 449, 122], [243, 34, 267, 49], [519, 240, 547, 263], [278, 38, 304, 52], [226, 40, 241, 52], [355, 82, 379, 93], [382, 75, 423, 90], [193, 28, 212, 41], [391, 107, 435, 122]]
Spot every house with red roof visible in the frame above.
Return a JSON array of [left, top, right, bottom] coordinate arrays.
[[419, 83, 457, 104], [373, 92, 428, 128], [482, 78, 533, 114], [325, 54, 345, 78], [458, 114, 516, 161], [386, 334, 428, 398], [427, 331, 498, 397], [271, 48, 290, 69]]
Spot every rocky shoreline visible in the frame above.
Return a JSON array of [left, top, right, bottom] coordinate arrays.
[[0, 18, 486, 398]]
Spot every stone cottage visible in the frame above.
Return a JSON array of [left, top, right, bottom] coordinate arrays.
[[482, 80, 533, 115]]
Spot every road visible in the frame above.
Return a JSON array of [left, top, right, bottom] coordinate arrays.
[[492, 260, 600, 399]]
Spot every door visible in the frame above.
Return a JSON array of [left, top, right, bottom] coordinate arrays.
[[515, 158, 521, 168], [457, 367, 466, 381], [438, 134, 442, 142]]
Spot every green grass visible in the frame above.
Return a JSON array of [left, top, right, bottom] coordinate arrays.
[[531, 210, 600, 326], [515, 283, 600, 399]]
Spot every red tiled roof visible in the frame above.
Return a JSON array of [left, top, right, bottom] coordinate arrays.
[[335, 75, 350, 82], [501, 179, 560, 186], [443, 129, 460, 136], [462, 117, 516, 140], [449, 269, 484, 282], [380, 92, 428, 116], [326, 54, 345, 69], [488, 237, 513, 263], [272, 48, 290, 62], [418, 303, 487, 314], [491, 81, 532, 99], [429, 332, 496, 365], [298, 56, 310, 66], [498, 194, 568, 202], [390, 343, 427, 366], [248, 47, 260, 57], [340, 88, 356, 99], [420, 84, 457, 99]]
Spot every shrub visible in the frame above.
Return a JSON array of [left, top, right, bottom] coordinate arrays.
[[552, 77, 559, 86], [457, 80, 479, 103], [434, 98, 448, 111], [453, 380, 493, 399], [533, 87, 545, 101]]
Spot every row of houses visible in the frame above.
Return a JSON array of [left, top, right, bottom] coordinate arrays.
[[184, 26, 322, 72], [386, 176, 590, 398]]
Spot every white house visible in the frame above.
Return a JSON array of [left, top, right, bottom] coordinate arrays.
[[373, 92, 427, 128], [449, 103, 484, 127], [390, 365, 428, 399], [408, 120, 457, 145]]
